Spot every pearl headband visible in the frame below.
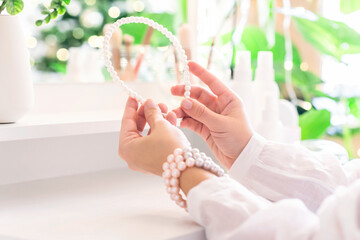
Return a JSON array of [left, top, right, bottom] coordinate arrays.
[[103, 16, 191, 105]]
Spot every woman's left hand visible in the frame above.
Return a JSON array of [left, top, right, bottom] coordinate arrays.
[[118, 97, 191, 176]]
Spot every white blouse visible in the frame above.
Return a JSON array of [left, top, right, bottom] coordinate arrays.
[[187, 134, 360, 240]]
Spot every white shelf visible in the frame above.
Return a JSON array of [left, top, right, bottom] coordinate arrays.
[[0, 169, 205, 240], [0, 111, 124, 142]]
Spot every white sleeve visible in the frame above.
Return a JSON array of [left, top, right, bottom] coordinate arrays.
[[187, 177, 360, 240], [228, 134, 360, 211]]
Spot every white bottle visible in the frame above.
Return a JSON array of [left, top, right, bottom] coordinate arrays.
[[257, 96, 283, 141], [231, 51, 255, 122], [279, 99, 301, 143], [253, 51, 280, 128]]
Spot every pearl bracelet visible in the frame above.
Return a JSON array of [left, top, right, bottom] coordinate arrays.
[[162, 147, 226, 210]]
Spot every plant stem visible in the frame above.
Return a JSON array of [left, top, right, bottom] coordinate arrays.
[[0, 0, 8, 14]]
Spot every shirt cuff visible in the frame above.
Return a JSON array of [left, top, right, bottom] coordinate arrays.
[[229, 133, 266, 182]]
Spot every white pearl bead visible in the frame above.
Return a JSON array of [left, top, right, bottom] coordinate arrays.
[[200, 152, 206, 158], [171, 194, 180, 201], [184, 147, 192, 153], [167, 187, 172, 193], [164, 178, 170, 186], [171, 169, 180, 178], [170, 178, 179, 186], [162, 162, 169, 170], [210, 165, 218, 173], [175, 155, 184, 163], [191, 148, 200, 154], [193, 153, 201, 159], [167, 154, 174, 163], [174, 148, 184, 155], [177, 161, 186, 171], [162, 169, 171, 178], [184, 151, 192, 159], [171, 186, 179, 194], [186, 157, 195, 167], [195, 158, 204, 167], [185, 85, 191, 91], [169, 162, 177, 170], [203, 160, 211, 170], [217, 168, 225, 176], [184, 91, 190, 98], [178, 201, 186, 208]]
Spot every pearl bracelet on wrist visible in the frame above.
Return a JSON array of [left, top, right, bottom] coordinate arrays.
[[162, 147, 226, 210]]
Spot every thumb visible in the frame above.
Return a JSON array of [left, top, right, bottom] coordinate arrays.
[[144, 99, 164, 128], [181, 98, 219, 127]]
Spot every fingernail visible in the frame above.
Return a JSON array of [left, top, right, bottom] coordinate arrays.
[[145, 99, 156, 108], [181, 99, 192, 110]]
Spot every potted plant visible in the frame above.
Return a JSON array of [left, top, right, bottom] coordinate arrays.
[[0, 0, 70, 123]]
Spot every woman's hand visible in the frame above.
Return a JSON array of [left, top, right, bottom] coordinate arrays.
[[171, 61, 254, 169], [118, 97, 190, 176]]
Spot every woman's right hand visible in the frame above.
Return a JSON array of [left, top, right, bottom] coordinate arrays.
[[171, 61, 254, 169]]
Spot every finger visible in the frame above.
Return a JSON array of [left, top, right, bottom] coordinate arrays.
[[172, 107, 187, 118], [144, 99, 164, 128], [121, 97, 139, 135], [166, 111, 177, 126], [137, 103, 167, 132], [180, 117, 211, 142], [171, 85, 217, 111], [180, 98, 220, 128], [188, 61, 229, 96], [158, 103, 168, 114], [136, 105, 146, 132]]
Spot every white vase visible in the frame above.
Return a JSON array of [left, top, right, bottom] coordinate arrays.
[[0, 15, 34, 123]]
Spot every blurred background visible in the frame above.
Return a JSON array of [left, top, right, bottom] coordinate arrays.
[[19, 0, 360, 158]]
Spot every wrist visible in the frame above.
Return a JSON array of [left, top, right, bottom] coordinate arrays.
[[179, 167, 216, 196]]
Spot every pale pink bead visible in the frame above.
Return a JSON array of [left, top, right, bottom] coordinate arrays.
[[162, 169, 171, 178], [171, 169, 180, 178], [177, 201, 186, 208], [167, 154, 174, 163], [195, 158, 204, 167], [175, 155, 184, 163], [177, 161, 186, 171], [170, 178, 179, 186], [191, 148, 200, 154], [164, 178, 170, 186], [193, 153, 201, 159], [217, 168, 225, 176], [171, 193, 180, 201], [203, 160, 211, 170], [171, 186, 179, 194], [174, 148, 184, 155], [166, 187, 172, 193], [200, 152, 206, 158], [184, 147, 192, 153], [162, 162, 169, 171], [184, 151, 192, 159], [210, 165, 218, 173], [186, 157, 195, 167], [169, 162, 177, 170]]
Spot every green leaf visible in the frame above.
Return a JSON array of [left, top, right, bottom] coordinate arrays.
[[348, 97, 360, 118], [62, 0, 71, 5], [35, 20, 43, 26], [58, 5, 66, 15], [120, 12, 175, 47], [340, 0, 360, 14], [294, 15, 360, 61], [51, 10, 58, 19], [6, 0, 24, 15], [45, 14, 51, 24], [299, 109, 331, 139]]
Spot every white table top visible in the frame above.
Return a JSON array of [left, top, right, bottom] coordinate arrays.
[[0, 169, 205, 240]]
